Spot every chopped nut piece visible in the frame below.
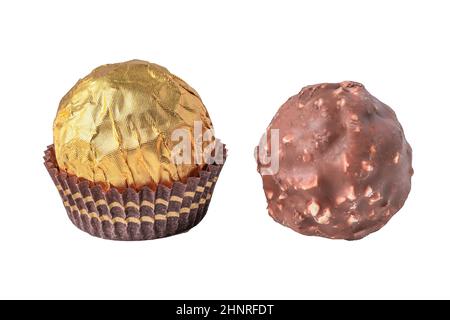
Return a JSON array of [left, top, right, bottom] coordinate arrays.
[[364, 186, 373, 197], [336, 196, 346, 205], [282, 134, 294, 144], [346, 186, 356, 201], [348, 215, 359, 224], [317, 208, 331, 224], [369, 192, 382, 205], [393, 152, 400, 164], [337, 98, 346, 107], [306, 200, 320, 216], [315, 98, 324, 107], [342, 154, 349, 172], [362, 161, 374, 171], [299, 175, 318, 190]]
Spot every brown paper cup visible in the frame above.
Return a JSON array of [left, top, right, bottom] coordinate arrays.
[[44, 145, 225, 240]]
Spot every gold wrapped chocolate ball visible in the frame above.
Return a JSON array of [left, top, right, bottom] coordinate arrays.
[[53, 60, 215, 190], [45, 60, 225, 240]]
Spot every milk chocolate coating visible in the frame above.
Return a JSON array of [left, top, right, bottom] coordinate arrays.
[[257, 81, 413, 240]]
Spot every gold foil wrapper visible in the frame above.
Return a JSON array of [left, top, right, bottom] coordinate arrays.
[[53, 60, 214, 190]]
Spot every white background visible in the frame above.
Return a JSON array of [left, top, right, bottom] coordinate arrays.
[[0, 0, 448, 299]]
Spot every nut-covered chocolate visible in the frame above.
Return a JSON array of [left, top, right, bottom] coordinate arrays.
[[256, 81, 413, 240]]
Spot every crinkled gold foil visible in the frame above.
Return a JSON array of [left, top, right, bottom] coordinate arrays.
[[53, 60, 214, 190]]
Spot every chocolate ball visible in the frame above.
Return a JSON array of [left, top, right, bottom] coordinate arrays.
[[53, 60, 215, 190], [256, 81, 413, 240]]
